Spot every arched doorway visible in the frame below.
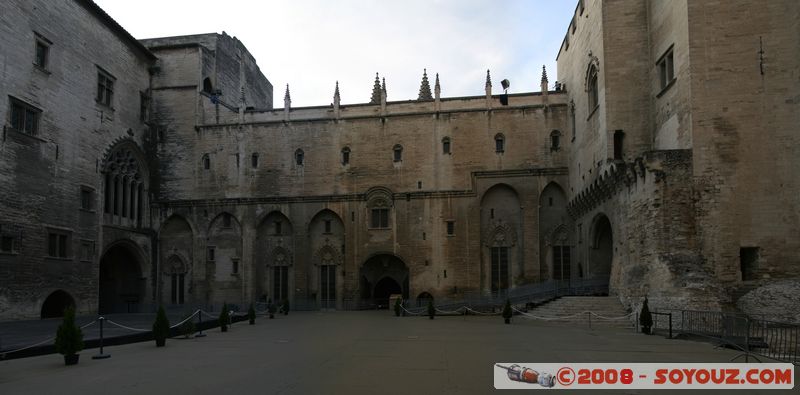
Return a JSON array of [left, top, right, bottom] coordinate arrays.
[[416, 292, 433, 307], [373, 277, 401, 308], [589, 214, 613, 284], [41, 290, 75, 319], [480, 184, 521, 296], [99, 243, 145, 314], [361, 254, 408, 308]]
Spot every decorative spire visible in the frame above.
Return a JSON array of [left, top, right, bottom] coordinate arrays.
[[284, 84, 291, 106], [381, 77, 387, 102], [333, 81, 340, 107], [485, 69, 492, 97], [370, 73, 381, 104], [418, 69, 432, 100], [541, 65, 549, 84], [434, 73, 441, 100]]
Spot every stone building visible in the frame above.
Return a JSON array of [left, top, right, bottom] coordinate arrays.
[[0, 0, 797, 320]]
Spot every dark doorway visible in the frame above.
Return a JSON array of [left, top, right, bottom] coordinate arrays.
[[41, 290, 75, 319], [590, 214, 613, 284], [373, 277, 401, 309], [99, 243, 144, 314], [361, 254, 409, 308], [416, 292, 433, 307]]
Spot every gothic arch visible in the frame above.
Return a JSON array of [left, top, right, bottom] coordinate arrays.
[[100, 139, 149, 227], [480, 183, 522, 295]]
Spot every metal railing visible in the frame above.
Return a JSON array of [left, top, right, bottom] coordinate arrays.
[[650, 309, 799, 364]]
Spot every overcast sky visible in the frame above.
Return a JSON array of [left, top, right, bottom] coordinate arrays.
[[95, 0, 576, 107]]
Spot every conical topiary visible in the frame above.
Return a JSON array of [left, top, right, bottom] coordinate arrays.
[[502, 300, 513, 324], [427, 299, 435, 320], [55, 306, 84, 365], [152, 306, 170, 347], [219, 303, 230, 332], [639, 297, 653, 334], [248, 303, 256, 325]]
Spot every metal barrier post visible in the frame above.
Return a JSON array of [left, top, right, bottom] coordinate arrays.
[[196, 310, 206, 338], [92, 317, 111, 359], [668, 312, 672, 339]]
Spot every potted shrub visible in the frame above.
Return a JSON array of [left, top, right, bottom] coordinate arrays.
[[282, 299, 290, 316], [268, 302, 277, 319], [55, 306, 84, 366], [219, 303, 230, 332], [180, 313, 196, 338], [394, 298, 401, 317], [152, 306, 170, 347], [640, 296, 653, 335], [427, 299, 435, 320], [248, 303, 256, 325], [502, 300, 513, 324]]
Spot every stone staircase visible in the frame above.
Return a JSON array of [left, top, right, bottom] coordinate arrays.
[[522, 296, 634, 329]]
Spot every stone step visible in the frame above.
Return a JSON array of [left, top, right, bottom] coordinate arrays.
[[522, 296, 632, 327]]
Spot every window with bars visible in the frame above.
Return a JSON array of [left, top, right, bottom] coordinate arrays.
[[371, 208, 389, 228], [490, 247, 509, 294], [552, 246, 571, 281], [9, 97, 41, 135], [96, 69, 115, 107], [47, 230, 70, 258]]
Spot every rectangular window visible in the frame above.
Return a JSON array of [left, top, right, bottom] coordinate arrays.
[[740, 247, 759, 281], [9, 97, 41, 135], [232, 259, 239, 275], [207, 246, 215, 261], [251, 154, 259, 168], [324, 220, 331, 234], [490, 247, 509, 294], [657, 46, 675, 92], [371, 208, 389, 228], [96, 68, 115, 107], [274, 221, 282, 235], [552, 246, 571, 280], [613, 130, 625, 160], [1, 236, 15, 253], [80, 240, 94, 262], [223, 213, 232, 228], [47, 230, 70, 258], [80, 187, 94, 211], [446, 220, 455, 236], [34, 34, 50, 69], [139, 92, 149, 122]]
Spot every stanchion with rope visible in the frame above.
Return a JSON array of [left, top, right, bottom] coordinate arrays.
[[91, 316, 110, 359], [196, 309, 206, 338]]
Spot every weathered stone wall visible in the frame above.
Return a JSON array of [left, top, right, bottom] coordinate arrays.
[[0, 0, 154, 318], [687, 0, 800, 287]]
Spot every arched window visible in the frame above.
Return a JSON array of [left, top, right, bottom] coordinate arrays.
[[202, 77, 213, 94], [393, 144, 403, 162], [587, 65, 598, 111], [550, 130, 561, 151], [341, 146, 350, 165], [251, 153, 259, 168], [202, 154, 210, 170], [442, 137, 451, 154], [494, 134, 505, 153], [295, 149, 304, 166]]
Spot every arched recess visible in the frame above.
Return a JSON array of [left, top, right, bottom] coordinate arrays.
[[101, 139, 149, 228], [256, 211, 294, 304], [416, 291, 433, 307], [207, 212, 243, 306], [308, 209, 345, 309], [99, 241, 145, 314], [158, 215, 194, 306], [589, 213, 613, 285], [480, 184, 521, 295], [538, 182, 574, 282], [361, 253, 408, 308], [41, 290, 75, 319]]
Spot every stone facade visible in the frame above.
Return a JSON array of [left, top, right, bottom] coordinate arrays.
[[1, 0, 797, 320]]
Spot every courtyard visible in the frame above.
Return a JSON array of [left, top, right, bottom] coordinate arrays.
[[1, 311, 796, 394]]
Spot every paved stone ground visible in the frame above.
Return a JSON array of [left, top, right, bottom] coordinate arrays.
[[0, 311, 796, 394]]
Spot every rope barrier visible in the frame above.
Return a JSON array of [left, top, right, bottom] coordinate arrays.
[[589, 311, 636, 321], [435, 306, 466, 315], [169, 310, 201, 329], [464, 307, 500, 316], [0, 320, 96, 356], [105, 319, 150, 332]]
